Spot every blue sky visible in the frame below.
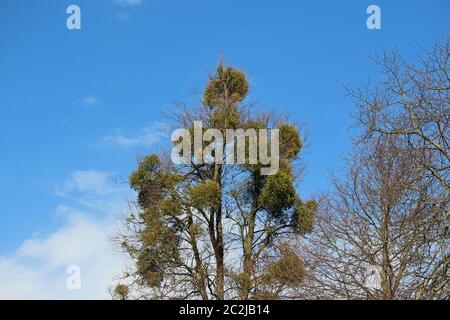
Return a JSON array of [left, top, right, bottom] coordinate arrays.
[[0, 0, 448, 298]]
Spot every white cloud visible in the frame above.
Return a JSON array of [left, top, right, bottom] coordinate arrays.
[[81, 95, 100, 107], [115, 11, 131, 22], [103, 123, 168, 147], [0, 258, 43, 299], [55, 170, 118, 197], [0, 213, 122, 299], [114, 0, 143, 6], [0, 171, 132, 299], [18, 214, 113, 268]]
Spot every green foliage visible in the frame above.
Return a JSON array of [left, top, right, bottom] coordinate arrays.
[[253, 290, 279, 300], [129, 155, 161, 191], [189, 222, 203, 239], [189, 181, 221, 209], [204, 64, 249, 107], [258, 171, 296, 218], [113, 284, 129, 300], [244, 119, 265, 131], [160, 198, 183, 217], [137, 214, 180, 287], [292, 199, 317, 235], [127, 155, 187, 289], [129, 155, 163, 209], [136, 248, 162, 286], [211, 104, 241, 128], [279, 123, 302, 159], [262, 245, 305, 287], [129, 154, 182, 210], [119, 63, 315, 299]]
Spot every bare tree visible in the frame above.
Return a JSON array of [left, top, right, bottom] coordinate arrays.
[[345, 37, 449, 298], [298, 38, 449, 300], [299, 135, 447, 299]]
